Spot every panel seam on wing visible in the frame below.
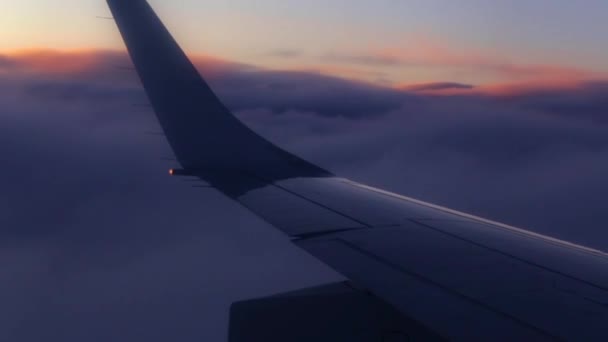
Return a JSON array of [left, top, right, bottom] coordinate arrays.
[[410, 219, 608, 292], [320, 237, 563, 341]]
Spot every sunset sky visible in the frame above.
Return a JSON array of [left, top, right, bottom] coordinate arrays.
[[4, 0, 608, 85], [3, 2, 608, 341]]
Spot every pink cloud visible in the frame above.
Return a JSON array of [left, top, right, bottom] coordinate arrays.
[[3, 48, 607, 102], [329, 36, 604, 83], [0, 49, 255, 78]]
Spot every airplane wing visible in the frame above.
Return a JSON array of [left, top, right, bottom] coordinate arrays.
[[106, 1, 608, 340]]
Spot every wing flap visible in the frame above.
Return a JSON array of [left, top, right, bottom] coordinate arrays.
[[298, 223, 608, 341]]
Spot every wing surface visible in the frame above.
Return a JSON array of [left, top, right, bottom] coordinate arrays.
[[106, 0, 608, 340]]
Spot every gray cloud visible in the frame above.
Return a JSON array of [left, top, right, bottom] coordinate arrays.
[[321, 52, 403, 66], [207, 69, 410, 118], [267, 49, 304, 59], [401, 82, 475, 92], [0, 60, 339, 341], [496, 81, 608, 123], [0, 55, 16, 69], [2, 51, 608, 341]]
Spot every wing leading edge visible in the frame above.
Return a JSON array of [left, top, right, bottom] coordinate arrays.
[[106, 0, 608, 340]]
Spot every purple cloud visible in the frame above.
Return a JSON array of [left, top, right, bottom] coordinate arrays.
[[1, 50, 608, 341], [400, 82, 475, 92]]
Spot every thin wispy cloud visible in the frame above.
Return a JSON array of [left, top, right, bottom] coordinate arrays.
[[267, 49, 304, 59], [321, 37, 603, 84], [400, 82, 475, 93]]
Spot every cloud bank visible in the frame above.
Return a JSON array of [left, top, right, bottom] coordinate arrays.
[[2, 49, 608, 341]]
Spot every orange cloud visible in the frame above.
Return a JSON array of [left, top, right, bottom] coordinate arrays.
[[0, 49, 255, 78], [3, 48, 607, 102], [397, 79, 601, 98], [475, 80, 590, 97], [0, 49, 122, 74]]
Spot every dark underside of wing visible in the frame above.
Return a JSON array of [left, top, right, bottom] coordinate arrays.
[[106, 0, 608, 340]]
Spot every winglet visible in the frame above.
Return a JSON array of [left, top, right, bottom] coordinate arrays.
[[106, 0, 330, 194]]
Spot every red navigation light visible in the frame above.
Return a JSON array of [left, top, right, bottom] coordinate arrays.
[[168, 168, 191, 176]]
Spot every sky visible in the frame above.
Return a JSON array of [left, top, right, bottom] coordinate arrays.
[[4, 0, 608, 84], [2, 1, 608, 341]]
